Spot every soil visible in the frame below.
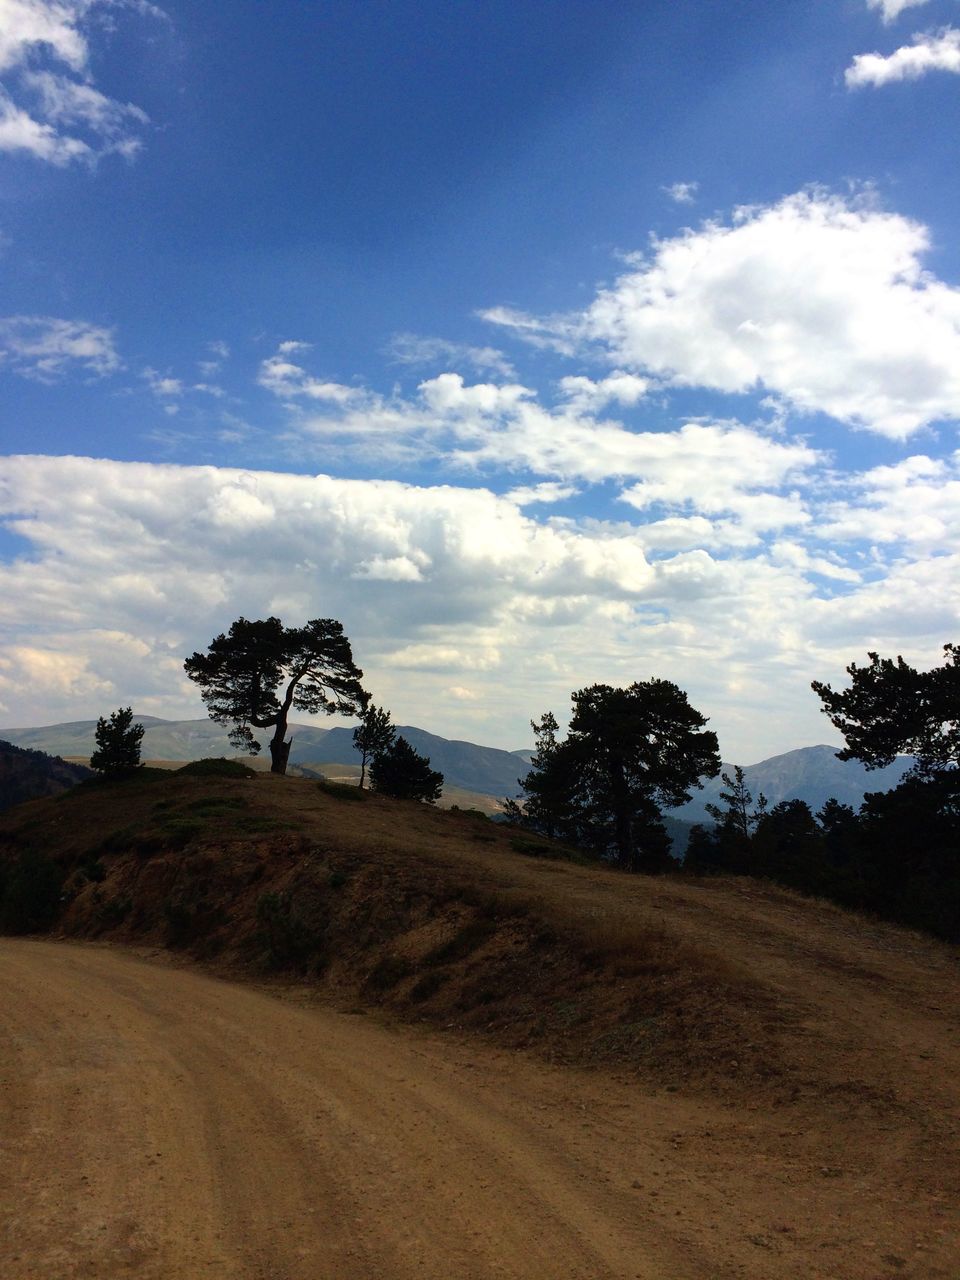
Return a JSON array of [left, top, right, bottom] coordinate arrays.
[[1, 772, 959, 1277]]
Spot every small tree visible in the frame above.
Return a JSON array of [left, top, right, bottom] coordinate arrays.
[[370, 736, 444, 803], [353, 703, 395, 789], [90, 707, 144, 778], [706, 766, 767, 840], [184, 616, 367, 775]]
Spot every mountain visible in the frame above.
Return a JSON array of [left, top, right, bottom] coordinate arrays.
[[0, 740, 92, 811], [1, 720, 914, 815], [668, 745, 914, 826], [0, 716, 527, 800]]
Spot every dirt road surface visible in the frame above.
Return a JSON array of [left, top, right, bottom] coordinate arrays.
[[2, 938, 957, 1280]]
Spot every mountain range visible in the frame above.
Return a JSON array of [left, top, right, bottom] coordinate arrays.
[[0, 716, 914, 819]]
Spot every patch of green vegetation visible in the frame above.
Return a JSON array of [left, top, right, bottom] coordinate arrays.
[[159, 817, 207, 849], [176, 758, 257, 779], [317, 780, 366, 801], [509, 835, 592, 865], [234, 814, 298, 834], [0, 848, 63, 934], [182, 795, 250, 817]]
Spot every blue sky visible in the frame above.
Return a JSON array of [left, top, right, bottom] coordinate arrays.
[[1, 0, 958, 762]]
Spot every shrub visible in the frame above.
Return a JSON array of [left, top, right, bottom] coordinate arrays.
[[0, 848, 63, 934], [176, 758, 257, 779]]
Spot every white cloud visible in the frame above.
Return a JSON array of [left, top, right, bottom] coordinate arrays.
[[866, 0, 932, 23], [484, 191, 960, 438], [0, 86, 91, 163], [556, 372, 649, 412], [846, 27, 960, 87], [388, 332, 516, 379], [0, 454, 955, 762], [817, 451, 960, 549], [0, 0, 90, 73], [505, 482, 579, 506], [258, 348, 362, 404], [142, 367, 183, 398], [0, 0, 157, 165], [0, 314, 120, 379], [663, 181, 698, 204]]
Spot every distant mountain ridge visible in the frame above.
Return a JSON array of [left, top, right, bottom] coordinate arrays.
[[0, 716, 530, 801], [0, 719, 913, 814], [669, 745, 914, 826]]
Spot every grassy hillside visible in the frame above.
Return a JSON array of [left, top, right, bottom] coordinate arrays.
[[2, 765, 957, 1119]]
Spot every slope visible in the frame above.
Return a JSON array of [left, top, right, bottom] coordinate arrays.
[[1, 772, 957, 1278]]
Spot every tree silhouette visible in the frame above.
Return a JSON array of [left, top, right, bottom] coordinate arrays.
[[370, 736, 443, 803], [90, 707, 144, 778], [353, 703, 395, 789], [184, 616, 366, 775]]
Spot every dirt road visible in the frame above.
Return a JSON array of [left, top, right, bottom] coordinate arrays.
[[1, 939, 957, 1279]]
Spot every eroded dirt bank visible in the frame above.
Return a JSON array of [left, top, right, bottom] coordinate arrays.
[[2, 939, 957, 1280]]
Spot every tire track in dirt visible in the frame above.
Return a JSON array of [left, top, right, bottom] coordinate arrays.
[[0, 941, 713, 1280]]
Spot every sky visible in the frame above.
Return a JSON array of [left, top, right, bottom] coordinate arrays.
[[0, 0, 959, 763]]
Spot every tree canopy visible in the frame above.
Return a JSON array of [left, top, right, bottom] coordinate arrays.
[[90, 706, 144, 778], [184, 616, 367, 774], [353, 703, 395, 789], [812, 643, 959, 775], [369, 735, 444, 804], [518, 680, 720, 872]]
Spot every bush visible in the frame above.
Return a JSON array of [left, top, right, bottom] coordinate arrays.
[[0, 848, 63, 934], [176, 758, 257, 779]]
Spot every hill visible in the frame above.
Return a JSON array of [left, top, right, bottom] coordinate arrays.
[[0, 740, 92, 812], [1, 770, 958, 1275]]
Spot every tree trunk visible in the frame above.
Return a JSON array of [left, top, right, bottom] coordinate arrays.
[[269, 721, 291, 775]]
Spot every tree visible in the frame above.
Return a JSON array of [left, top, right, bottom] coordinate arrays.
[[510, 712, 583, 841], [686, 767, 767, 876], [370, 736, 444, 803], [705, 766, 767, 841], [90, 706, 144, 778], [519, 681, 720, 873], [184, 616, 367, 775], [353, 703, 395, 789], [812, 643, 959, 776]]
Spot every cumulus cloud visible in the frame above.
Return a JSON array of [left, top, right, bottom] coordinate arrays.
[[0, 0, 159, 164], [846, 27, 960, 87], [1, 453, 954, 761], [866, 0, 932, 23], [0, 314, 120, 379], [483, 190, 960, 438]]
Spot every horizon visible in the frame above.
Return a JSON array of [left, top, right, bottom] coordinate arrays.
[[0, 708, 855, 770], [1, 1, 958, 763]]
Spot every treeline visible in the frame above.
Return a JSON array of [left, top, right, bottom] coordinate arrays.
[[684, 768, 959, 942], [511, 646, 959, 944]]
